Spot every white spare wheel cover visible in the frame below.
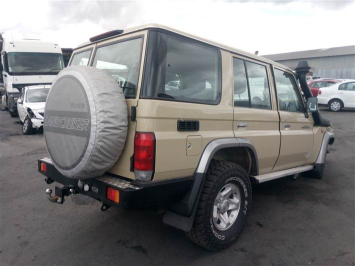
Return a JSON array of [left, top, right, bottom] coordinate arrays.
[[44, 66, 128, 179]]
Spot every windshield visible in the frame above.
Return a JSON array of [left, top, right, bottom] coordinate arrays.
[[26, 88, 50, 103], [7, 53, 64, 75], [92, 37, 143, 98]]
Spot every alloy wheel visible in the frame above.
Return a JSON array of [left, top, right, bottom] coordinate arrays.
[[213, 183, 241, 231]]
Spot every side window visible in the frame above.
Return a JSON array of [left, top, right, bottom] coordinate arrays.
[[274, 69, 304, 113], [245, 61, 271, 110], [339, 82, 355, 91], [233, 58, 271, 110], [70, 50, 92, 66], [312, 81, 327, 88], [162, 35, 220, 103], [142, 31, 221, 104], [233, 58, 249, 108]]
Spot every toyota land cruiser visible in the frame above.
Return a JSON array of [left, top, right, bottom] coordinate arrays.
[[38, 24, 334, 251]]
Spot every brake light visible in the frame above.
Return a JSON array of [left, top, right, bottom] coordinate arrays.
[[89, 30, 123, 42], [134, 132, 155, 181], [40, 162, 47, 172], [107, 187, 119, 203]]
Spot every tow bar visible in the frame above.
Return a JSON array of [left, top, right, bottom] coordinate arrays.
[[46, 186, 75, 204]]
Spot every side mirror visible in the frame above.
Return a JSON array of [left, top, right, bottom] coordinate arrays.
[[17, 98, 23, 104], [307, 97, 318, 113]]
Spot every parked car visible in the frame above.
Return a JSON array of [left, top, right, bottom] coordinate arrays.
[[17, 85, 50, 134], [318, 80, 355, 111], [165, 80, 180, 90], [38, 24, 334, 251], [308, 79, 342, 96]]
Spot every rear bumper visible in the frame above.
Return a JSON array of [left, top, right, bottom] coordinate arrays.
[[38, 158, 193, 209]]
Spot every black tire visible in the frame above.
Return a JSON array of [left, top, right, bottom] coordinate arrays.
[[9, 110, 18, 117], [186, 160, 252, 251], [22, 116, 33, 135], [328, 99, 343, 112]]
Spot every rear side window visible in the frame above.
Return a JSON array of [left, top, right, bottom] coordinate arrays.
[[311, 81, 327, 88], [233, 58, 271, 110], [274, 69, 304, 112], [70, 50, 92, 66], [142, 31, 221, 104], [339, 82, 355, 91], [326, 82, 335, 87]]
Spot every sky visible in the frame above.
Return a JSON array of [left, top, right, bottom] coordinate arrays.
[[0, 0, 354, 55]]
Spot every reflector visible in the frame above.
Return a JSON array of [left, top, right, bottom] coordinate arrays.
[[107, 187, 119, 203], [40, 162, 47, 172]]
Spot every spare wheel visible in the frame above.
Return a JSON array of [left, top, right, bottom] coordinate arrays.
[[44, 66, 128, 179]]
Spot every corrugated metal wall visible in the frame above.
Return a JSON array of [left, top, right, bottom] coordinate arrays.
[[274, 55, 355, 79]]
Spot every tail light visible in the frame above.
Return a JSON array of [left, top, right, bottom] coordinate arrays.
[[134, 132, 155, 181]]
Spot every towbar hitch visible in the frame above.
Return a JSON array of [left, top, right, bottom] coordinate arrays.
[[46, 186, 75, 204]]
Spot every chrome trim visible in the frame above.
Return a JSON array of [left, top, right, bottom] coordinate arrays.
[[97, 176, 141, 190], [316, 131, 335, 164], [252, 165, 313, 183], [195, 138, 258, 174], [41, 157, 53, 164], [237, 122, 247, 128]]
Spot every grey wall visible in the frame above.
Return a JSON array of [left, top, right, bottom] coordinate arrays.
[[274, 55, 355, 79]]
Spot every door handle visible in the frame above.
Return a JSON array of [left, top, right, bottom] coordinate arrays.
[[284, 124, 291, 129], [339, 92, 344, 94], [237, 122, 247, 128], [302, 125, 311, 129]]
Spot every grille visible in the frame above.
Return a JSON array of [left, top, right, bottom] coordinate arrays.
[[177, 120, 199, 131]]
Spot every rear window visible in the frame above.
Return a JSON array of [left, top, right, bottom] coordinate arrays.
[[142, 31, 221, 104], [70, 50, 92, 66], [26, 88, 50, 103], [92, 37, 143, 98]]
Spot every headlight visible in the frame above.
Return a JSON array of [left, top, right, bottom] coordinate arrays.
[[27, 108, 35, 118]]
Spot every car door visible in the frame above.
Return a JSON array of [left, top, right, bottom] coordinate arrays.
[[17, 89, 26, 122], [233, 57, 280, 175], [272, 68, 314, 171], [338, 82, 355, 108]]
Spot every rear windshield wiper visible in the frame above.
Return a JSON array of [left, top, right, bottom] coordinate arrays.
[[157, 93, 175, 99]]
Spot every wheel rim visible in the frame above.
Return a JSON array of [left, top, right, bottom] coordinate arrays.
[[330, 101, 341, 111], [213, 183, 241, 231], [23, 119, 28, 132]]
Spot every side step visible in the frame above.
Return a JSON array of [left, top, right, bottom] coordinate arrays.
[[251, 165, 314, 184]]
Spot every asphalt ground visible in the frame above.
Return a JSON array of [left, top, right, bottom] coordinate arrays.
[[0, 107, 354, 266]]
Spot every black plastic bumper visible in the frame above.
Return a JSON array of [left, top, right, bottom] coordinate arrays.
[[38, 158, 193, 209]]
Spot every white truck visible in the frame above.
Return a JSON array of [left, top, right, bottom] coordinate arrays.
[[0, 35, 64, 117]]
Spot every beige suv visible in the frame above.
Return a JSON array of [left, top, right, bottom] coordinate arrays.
[[39, 24, 335, 251]]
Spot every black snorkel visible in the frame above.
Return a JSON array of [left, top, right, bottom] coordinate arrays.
[[295, 61, 331, 127]]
